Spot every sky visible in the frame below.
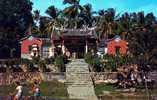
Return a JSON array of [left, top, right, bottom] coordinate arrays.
[[31, 0, 157, 16]]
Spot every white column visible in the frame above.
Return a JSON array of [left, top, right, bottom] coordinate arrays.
[[49, 46, 55, 58], [62, 45, 65, 54], [85, 40, 88, 54]]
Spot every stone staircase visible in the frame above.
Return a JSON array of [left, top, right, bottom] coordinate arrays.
[[66, 59, 98, 100]]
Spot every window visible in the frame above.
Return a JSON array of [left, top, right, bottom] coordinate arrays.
[[42, 46, 49, 58]]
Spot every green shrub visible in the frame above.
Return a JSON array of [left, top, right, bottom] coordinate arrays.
[[38, 60, 47, 72], [44, 57, 55, 64], [32, 56, 40, 64], [85, 52, 103, 72], [84, 52, 93, 65], [103, 54, 128, 71], [54, 55, 65, 72]]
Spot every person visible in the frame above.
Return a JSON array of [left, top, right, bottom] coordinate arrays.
[[32, 80, 41, 100], [13, 81, 23, 100]]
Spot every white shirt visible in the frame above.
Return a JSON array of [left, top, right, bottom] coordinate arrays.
[[16, 85, 23, 95]]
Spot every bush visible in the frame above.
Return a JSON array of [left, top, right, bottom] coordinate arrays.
[[85, 52, 102, 72], [20, 58, 31, 65], [44, 57, 55, 64], [103, 54, 128, 71], [54, 55, 65, 72], [84, 52, 93, 65], [32, 57, 40, 64], [38, 60, 47, 72]]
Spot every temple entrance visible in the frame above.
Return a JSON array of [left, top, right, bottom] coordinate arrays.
[[52, 27, 97, 59], [66, 44, 85, 58], [64, 37, 86, 58]]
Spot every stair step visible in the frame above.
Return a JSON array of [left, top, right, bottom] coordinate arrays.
[[66, 59, 98, 100]]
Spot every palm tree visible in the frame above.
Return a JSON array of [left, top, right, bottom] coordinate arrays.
[[45, 5, 63, 36], [46, 6, 58, 19], [31, 10, 41, 36], [80, 3, 96, 27], [33, 10, 40, 21], [63, 0, 83, 28], [97, 8, 117, 39], [116, 12, 131, 39], [63, 0, 80, 4]]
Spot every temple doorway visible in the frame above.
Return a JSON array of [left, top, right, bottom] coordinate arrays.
[[64, 38, 86, 58]]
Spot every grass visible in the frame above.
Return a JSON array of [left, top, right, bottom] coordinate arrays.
[[0, 80, 69, 99], [39, 80, 68, 99], [95, 83, 157, 100], [95, 83, 115, 95], [0, 84, 16, 96]]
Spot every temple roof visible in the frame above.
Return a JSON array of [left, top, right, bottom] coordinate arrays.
[[52, 27, 98, 39]]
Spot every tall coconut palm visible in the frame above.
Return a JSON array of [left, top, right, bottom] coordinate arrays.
[[45, 5, 63, 36], [116, 12, 131, 39], [63, 0, 83, 28], [80, 3, 96, 27], [63, 0, 80, 4], [31, 10, 41, 36], [97, 8, 117, 39]]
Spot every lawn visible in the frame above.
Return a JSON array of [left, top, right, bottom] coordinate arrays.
[[95, 83, 157, 100], [95, 83, 115, 95], [0, 80, 69, 99]]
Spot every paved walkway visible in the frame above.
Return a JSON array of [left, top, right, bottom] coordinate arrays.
[[66, 59, 98, 100]]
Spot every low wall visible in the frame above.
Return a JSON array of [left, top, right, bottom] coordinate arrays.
[[90, 72, 118, 84], [0, 72, 42, 85], [40, 72, 66, 82], [0, 72, 118, 85], [1, 72, 156, 86], [0, 72, 66, 85]]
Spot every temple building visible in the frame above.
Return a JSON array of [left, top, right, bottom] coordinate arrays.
[[51, 27, 98, 58], [97, 35, 128, 57], [21, 35, 52, 59], [20, 27, 98, 59], [107, 36, 128, 55]]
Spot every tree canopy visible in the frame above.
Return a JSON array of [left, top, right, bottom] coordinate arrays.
[[0, 0, 33, 58]]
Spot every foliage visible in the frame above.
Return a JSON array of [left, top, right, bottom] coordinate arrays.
[[27, 61, 34, 72], [85, 52, 102, 72], [95, 84, 115, 95], [21, 58, 31, 65], [0, 0, 33, 58], [85, 52, 127, 72], [32, 57, 40, 64], [103, 54, 128, 71], [84, 52, 93, 64], [54, 55, 65, 72], [46, 6, 58, 19], [38, 60, 47, 72], [40, 81, 68, 98], [44, 57, 55, 64]]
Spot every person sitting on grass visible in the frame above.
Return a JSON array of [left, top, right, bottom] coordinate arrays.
[[32, 80, 41, 99], [13, 81, 23, 100]]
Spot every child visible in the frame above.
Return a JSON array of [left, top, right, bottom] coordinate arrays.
[[13, 81, 23, 100], [32, 80, 41, 100]]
